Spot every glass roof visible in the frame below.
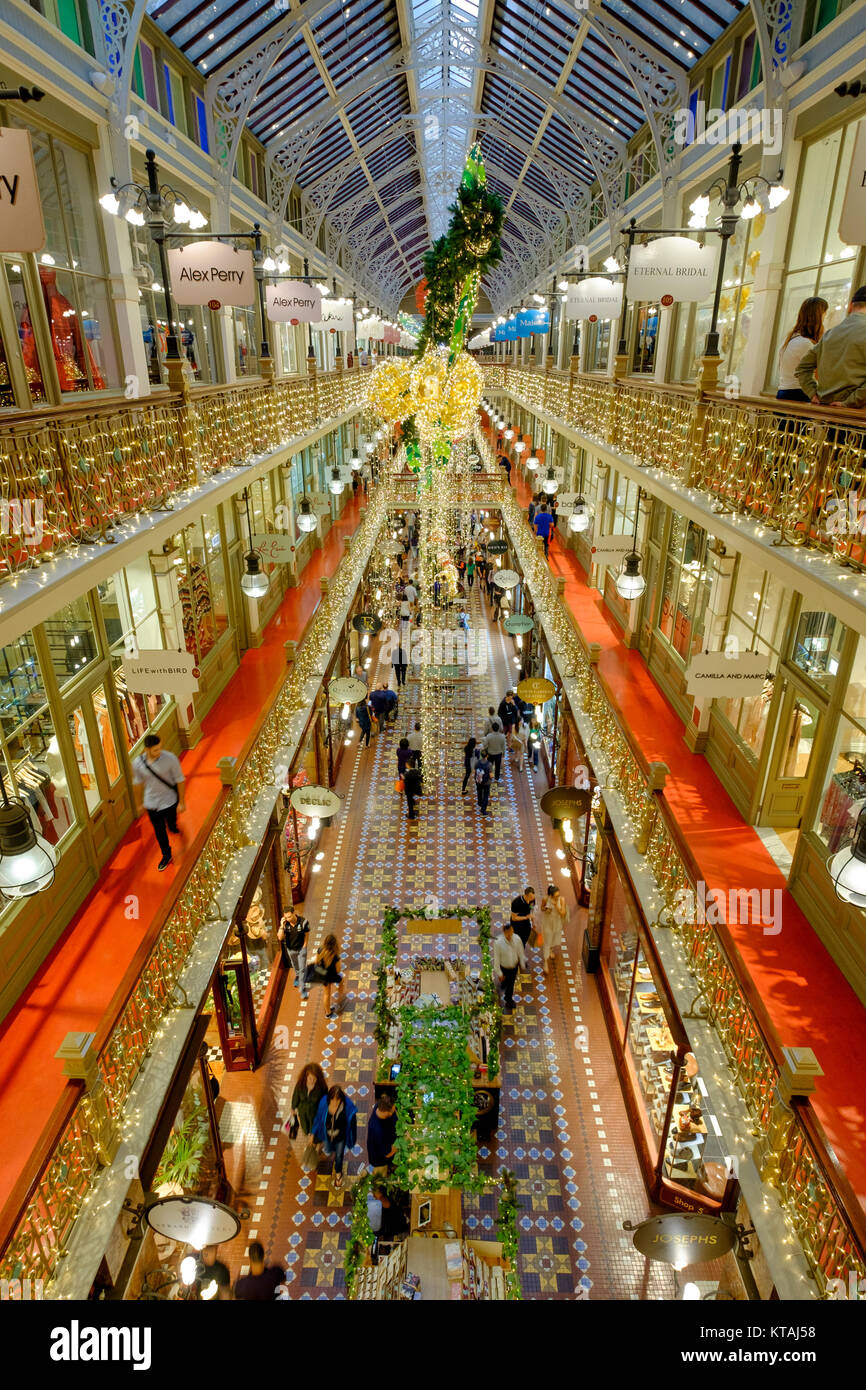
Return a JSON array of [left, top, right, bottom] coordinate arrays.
[[148, 0, 748, 304]]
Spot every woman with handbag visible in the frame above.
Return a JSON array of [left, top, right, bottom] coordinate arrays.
[[306, 934, 346, 1017], [312, 1085, 357, 1191], [539, 884, 568, 974], [287, 1062, 328, 1169]]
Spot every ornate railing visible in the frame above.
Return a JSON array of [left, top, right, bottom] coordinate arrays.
[[486, 363, 866, 572], [484, 449, 866, 1292], [0, 487, 386, 1293], [0, 368, 369, 580]]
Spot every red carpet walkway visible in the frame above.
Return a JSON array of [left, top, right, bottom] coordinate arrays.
[[509, 463, 866, 1206], [0, 494, 362, 1211]]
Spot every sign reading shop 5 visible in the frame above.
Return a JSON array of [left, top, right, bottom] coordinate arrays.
[[266, 279, 322, 323], [0, 128, 46, 253], [168, 241, 255, 306]]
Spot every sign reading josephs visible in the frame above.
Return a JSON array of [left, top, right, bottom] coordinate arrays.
[[168, 241, 255, 306], [0, 128, 46, 252]]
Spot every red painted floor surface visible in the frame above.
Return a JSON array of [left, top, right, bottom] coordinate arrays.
[[511, 463, 866, 1205], [0, 494, 363, 1210]]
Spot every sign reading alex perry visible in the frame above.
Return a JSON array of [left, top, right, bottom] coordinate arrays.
[[168, 241, 255, 307], [266, 280, 322, 323], [0, 128, 46, 253]]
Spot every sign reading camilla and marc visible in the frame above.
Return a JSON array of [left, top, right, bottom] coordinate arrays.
[[168, 241, 255, 307]]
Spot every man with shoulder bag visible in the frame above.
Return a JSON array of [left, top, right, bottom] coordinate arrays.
[[132, 734, 185, 872], [278, 908, 311, 999]]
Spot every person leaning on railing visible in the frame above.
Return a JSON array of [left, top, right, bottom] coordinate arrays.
[[795, 286, 866, 408]]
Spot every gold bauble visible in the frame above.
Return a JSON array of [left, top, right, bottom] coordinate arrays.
[[366, 359, 412, 423], [439, 351, 482, 440], [409, 347, 451, 439]]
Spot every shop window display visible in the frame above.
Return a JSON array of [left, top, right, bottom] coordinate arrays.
[[814, 635, 866, 851], [3, 704, 75, 850], [98, 561, 172, 751], [1, 259, 47, 405], [130, 227, 215, 385], [43, 594, 100, 688], [715, 557, 790, 758], [169, 520, 230, 663], [657, 517, 710, 661], [790, 609, 846, 695], [675, 191, 763, 384], [231, 306, 258, 377]]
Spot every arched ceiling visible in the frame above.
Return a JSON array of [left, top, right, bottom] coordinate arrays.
[[147, 0, 747, 310]]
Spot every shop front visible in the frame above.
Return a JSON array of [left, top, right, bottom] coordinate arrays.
[[557, 710, 597, 908]]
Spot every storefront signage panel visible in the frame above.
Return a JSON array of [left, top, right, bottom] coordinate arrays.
[[352, 612, 382, 634], [629, 1213, 737, 1263], [515, 307, 550, 337], [313, 299, 353, 331], [145, 1195, 241, 1246], [839, 120, 866, 247], [589, 534, 636, 565], [327, 676, 368, 705], [493, 319, 518, 341], [685, 650, 766, 697], [504, 614, 534, 634], [168, 242, 255, 306], [565, 277, 623, 321], [289, 784, 341, 818], [517, 676, 556, 705], [0, 128, 45, 252], [252, 532, 295, 563], [492, 568, 520, 589], [486, 539, 508, 555], [266, 280, 322, 323], [626, 237, 718, 304], [123, 649, 199, 697]]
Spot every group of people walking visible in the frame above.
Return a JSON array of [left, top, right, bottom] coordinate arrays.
[[462, 689, 542, 814]]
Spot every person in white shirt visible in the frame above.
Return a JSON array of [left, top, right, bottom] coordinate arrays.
[[539, 884, 568, 974], [776, 296, 827, 402], [492, 922, 526, 1013], [407, 721, 423, 767], [132, 733, 185, 871]]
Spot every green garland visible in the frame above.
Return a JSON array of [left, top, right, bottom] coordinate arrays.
[[494, 1169, 522, 1300], [392, 1003, 480, 1193], [344, 1172, 405, 1299]]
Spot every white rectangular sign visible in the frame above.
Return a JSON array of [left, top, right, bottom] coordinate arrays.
[[589, 534, 636, 566], [626, 236, 718, 304], [565, 277, 623, 321], [0, 128, 46, 253], [686, 650, 767, 697], [168, 241, 255, 306], [313, 298, 353, 331], [266, 279, 322, 323], [123, 650, 200, 698], [839, 120, 866, 248], [252, 532, 295, 563]]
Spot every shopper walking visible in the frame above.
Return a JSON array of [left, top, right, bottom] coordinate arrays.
[[482, 706, 498, 735], [278, 907, 311, 997], [510, 887, 536, 949], [475, 748, 493, 816], [466, 555, 476, 588], [404, 761, 423, 820], [796, 286, 866, 405], [497, 452, 512, 484], [484, 718, 507, 782], [397, 737, 415, 777], [534, 502, 555, 559], [493, 922, 526, 1014], [370, 682, 398, 725], [353, 661, 368, 687], [498, 691, 518, 736], [539, 884, 568, 973], [312, 1084, 358, 1190], [461, 735, 478, 794], [307, 933, 346, 1017], [509, 719, 528, 772], [777, 297, 828, 402], [391, 638, 409, 688], [408, 720, 423, 768], [356, 698, 372, 747], [132, 733, 186, 872], [288, 1061, 328, 1168], [367, 1092, 398, 1176], [234, 1242, 286, 1300]]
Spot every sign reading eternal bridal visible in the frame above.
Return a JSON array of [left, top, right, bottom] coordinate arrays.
[[686, 650, 767, 697], [266, 280, 322, 323], [565, 277, 623, 321], [168, 241, 255, 306], [626, 236, 718, 304], [123, 650, 200, 699], [0, 128, 46, 252]]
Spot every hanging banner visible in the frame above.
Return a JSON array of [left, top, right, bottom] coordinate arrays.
[[252, 532, 295, 563], [313, 298, 352, 332], [383, 325, 400, 344], [515, 307, 550, 337], [626, 236, 718, 304], [565, 277, 623, 321], [686, 650, 767, 697], [839, 119, 866, 247], [123, 650, 200, 698], [0, 128, 46, 252], [359, 316, 383, 338], [589, 534, 636, 566], [168, 241, 255, 307], [494, 318, 518, 341], [266, 280, 322, 323]]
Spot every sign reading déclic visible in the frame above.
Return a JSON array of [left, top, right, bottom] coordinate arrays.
[[266, 280, 322, 323], [168, 241, 255, 306], [0, 128, 46, 253]]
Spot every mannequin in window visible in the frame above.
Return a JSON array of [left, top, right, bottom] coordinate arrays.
[[38, 267, 105, 390]]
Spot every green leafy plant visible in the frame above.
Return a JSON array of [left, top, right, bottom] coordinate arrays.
[[154, 1101, 210, 1191], [494, 1168, 522, 1300], [344, 1172, 405, 1298]]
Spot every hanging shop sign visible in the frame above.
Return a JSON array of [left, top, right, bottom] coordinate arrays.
[[626, 236, 718, 304], [486, 539, 508, 555], [565, 277, 622, 321], [629, 1213, 737, 1265], [313, 298, 353, 332], [290, 784, 342, 819], [359, 316, 384, 338], [327, 676, 368, 706], [266, 280, 322, 323], [589, 534, 637, 566], [517, 676, 556, 706], [168, 241, 255, 307], [383, 325, 400, 344], [515, 307, 550, 337], [839, 120, 866, 246], [493, 319, 518, 341], [492, 568, 520, 589], [123, 649, 200, 698], [685, 650, 767, 698], [504, 613, 535, 635], [0, 128, 46, 252], [352, 612, 383, 635], [540, 785, 591, 823], [144, 1195, 241, 1247], [251, 532, 295, 563]]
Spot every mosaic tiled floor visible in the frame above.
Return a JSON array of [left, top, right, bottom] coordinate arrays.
[[217, 581, 672, 1300]]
